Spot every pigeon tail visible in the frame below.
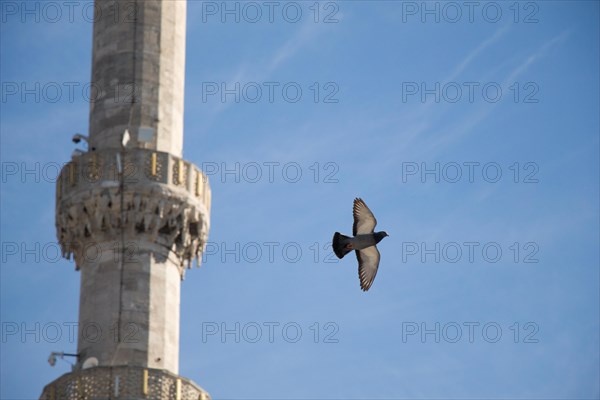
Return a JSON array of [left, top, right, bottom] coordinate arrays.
[[332, 232, 353, 259]]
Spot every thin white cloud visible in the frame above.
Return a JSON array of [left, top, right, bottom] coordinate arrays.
[[446, 25, 510, 82], [417, 29, 571, 160], [191, 21, 327, 127], [266, 22, 321, 73], [503, 29, 570, 85]]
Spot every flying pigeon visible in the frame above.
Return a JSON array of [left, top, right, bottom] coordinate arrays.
[[332, 198, 388, 291]]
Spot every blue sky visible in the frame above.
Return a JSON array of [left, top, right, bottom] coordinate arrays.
[[1, 1, 599, 399]]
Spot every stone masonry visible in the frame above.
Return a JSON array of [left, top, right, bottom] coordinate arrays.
[[40, 1, 212, 399]]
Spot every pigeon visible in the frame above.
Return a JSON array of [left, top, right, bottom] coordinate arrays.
[[332, 198, 388, 291]]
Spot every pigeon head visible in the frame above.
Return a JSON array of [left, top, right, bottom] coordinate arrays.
[[374, 231, 389, 243]]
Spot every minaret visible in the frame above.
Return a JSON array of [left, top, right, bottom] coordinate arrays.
[[41, 0, 211, 398]]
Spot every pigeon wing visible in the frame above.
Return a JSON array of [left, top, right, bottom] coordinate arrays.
[[356, 245, 380, 291], [353, 198, 377, 236]]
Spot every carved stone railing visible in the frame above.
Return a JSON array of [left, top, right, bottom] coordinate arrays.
[[55, 148, 211, 276], [40, 366, 210, 400]]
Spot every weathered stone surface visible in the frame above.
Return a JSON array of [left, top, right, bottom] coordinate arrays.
[[56, 148, 211, 273], [75, 243, 182, 372], [88, 0, 186, 156], [55, 148, 210, 373], [47, 0, 211, 393], [40, 366, 211, 400]]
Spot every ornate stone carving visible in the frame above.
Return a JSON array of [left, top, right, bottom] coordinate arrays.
[[40, 366, 211, 400], [56, 148, 211, 277], [145, 152, 165, 181]]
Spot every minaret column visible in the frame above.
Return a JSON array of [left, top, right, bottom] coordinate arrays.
[[89, 0, 186, 156], [55, 148, 211, 373], [41, 0, 211, 398]]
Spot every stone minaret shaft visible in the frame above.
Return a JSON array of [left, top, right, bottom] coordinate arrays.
[[89, 0, 185, 156], [42, 1, 211, 398]]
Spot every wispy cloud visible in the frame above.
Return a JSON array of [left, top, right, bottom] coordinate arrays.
[[503, 29, 570, 85], [266, 22, 321, 73], [194, 21, 328, 126], [445, 25, 510, 82], [414, 29, 571, 160]]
